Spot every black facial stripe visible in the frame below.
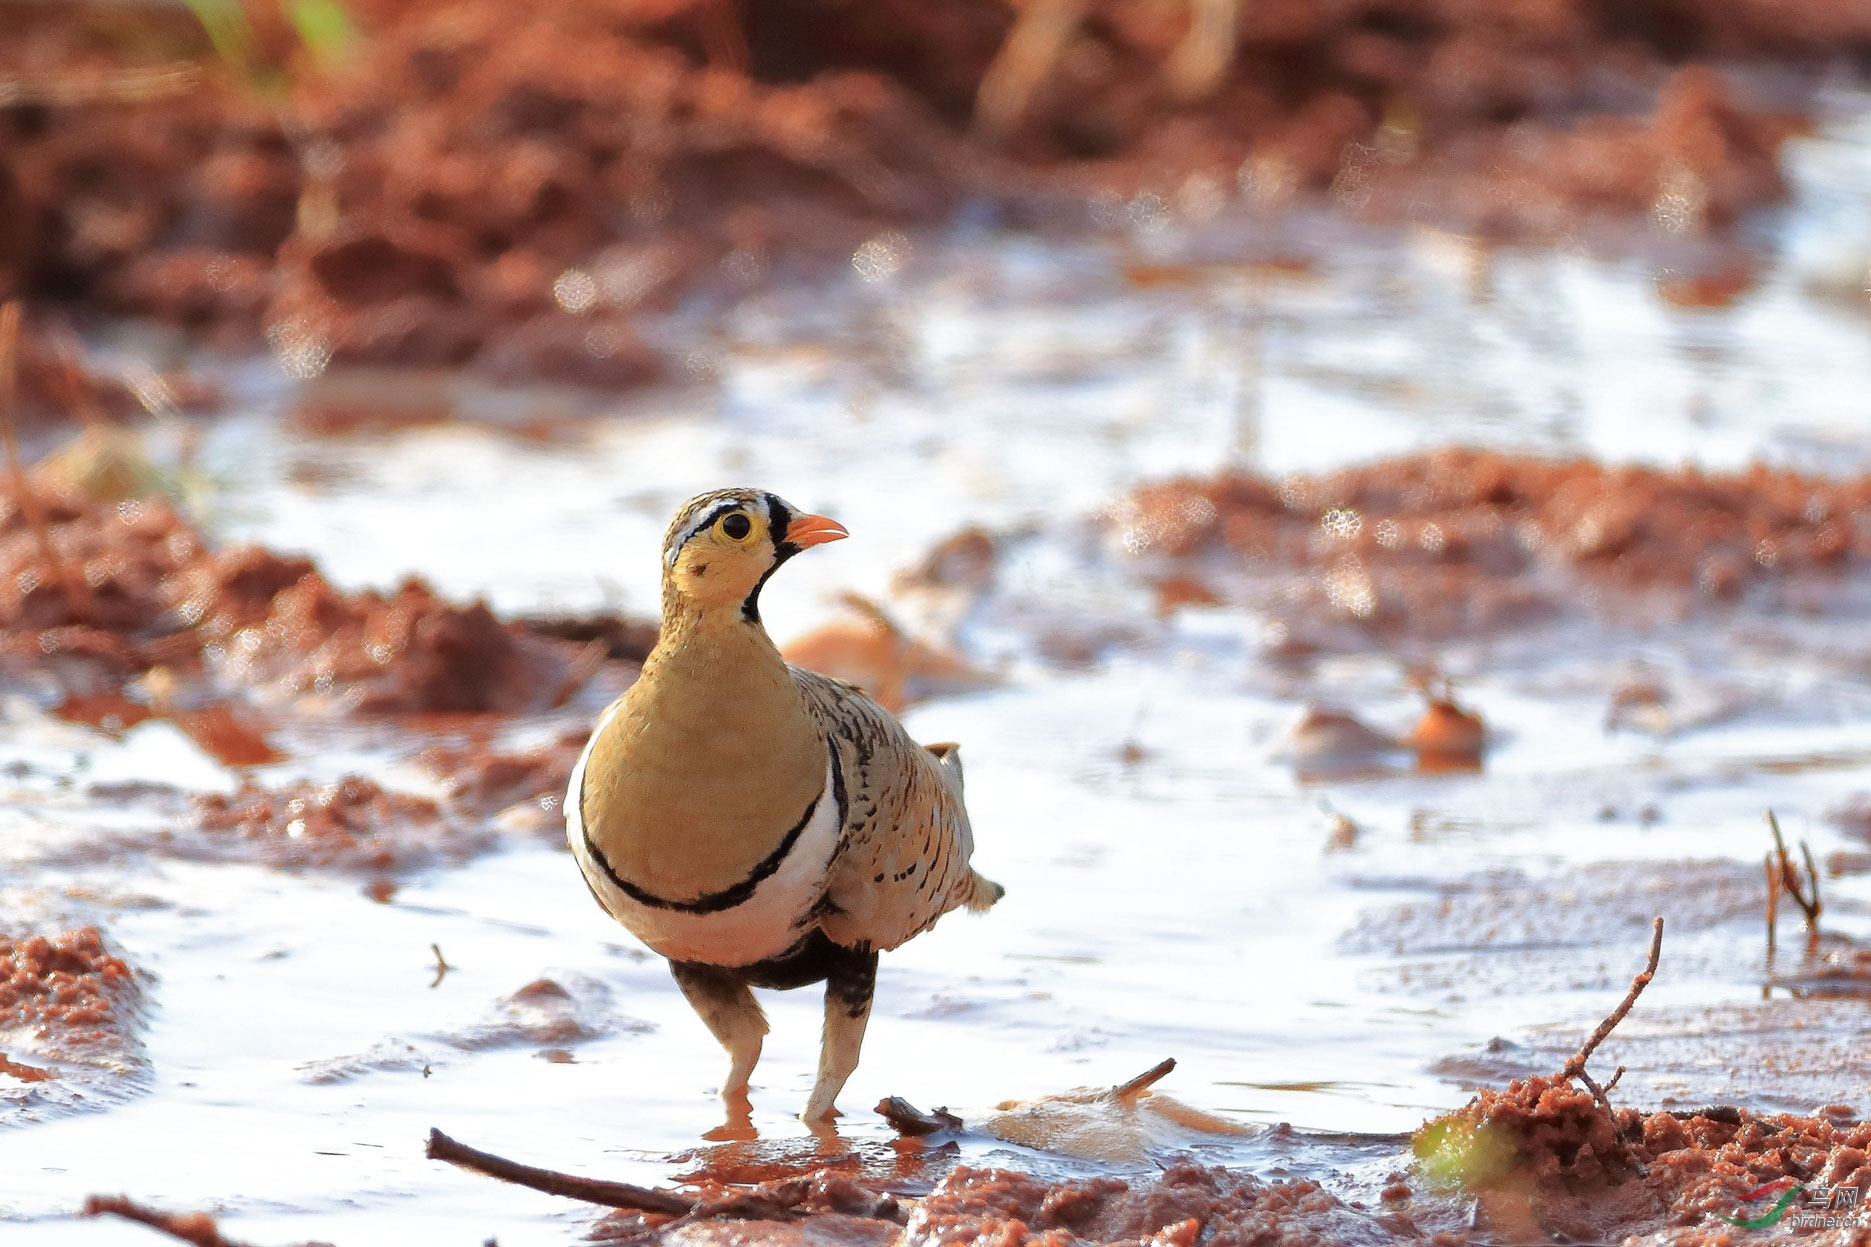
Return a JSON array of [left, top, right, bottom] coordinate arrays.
[[580, 738, 841, 915], [764, 494, 794, 545], [674, 499, 748, 559], [741, 493, 800, 623]]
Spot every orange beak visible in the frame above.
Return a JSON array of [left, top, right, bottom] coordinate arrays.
[[785, 512, 849, 548]]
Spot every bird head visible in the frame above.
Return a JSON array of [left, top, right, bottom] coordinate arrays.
[[660, 488, 848, 624]]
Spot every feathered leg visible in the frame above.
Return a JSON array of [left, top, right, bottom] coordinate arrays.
[[669, 960, 768, 1105], [801, 947, 878, 1122]]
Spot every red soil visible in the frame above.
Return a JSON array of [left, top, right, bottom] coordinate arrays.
[[595, 1162, 1434, 1246], [422, 727, 588, 818], [0, 0, 1841, 382], [191, 775, 488, 871], [0, 927, 141, 1061], [1116, 450, 1871, 642], [0, 480, 647, 713], [1420, 1075, 1871, 1242]]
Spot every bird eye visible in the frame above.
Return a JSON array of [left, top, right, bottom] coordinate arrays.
[[719, 511, 753, 541]]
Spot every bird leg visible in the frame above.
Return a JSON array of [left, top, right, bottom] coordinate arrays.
[[669, 960, 768, 1107], [801, 948, 878, 1122]]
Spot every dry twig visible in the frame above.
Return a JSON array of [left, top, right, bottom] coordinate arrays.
[[1113, 1057, 1177, 1101], [82, 1195, 256, 1247], [877, 1095, 964, 1136], [427, 1129, 895, 1224], [1765, 810, 1821, 950], [1765, 852, 1780, 957], [428, 1128, 699, 1214], [1561, 916, 1663, 1116], [428, 942, 452, 989]]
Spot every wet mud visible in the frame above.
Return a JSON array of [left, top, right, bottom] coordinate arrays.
[[589, 1102, 1871, 1247], [0, 927, 148, 1123], [298, 975, 649, 1084], [190, 775, 480, 872], [780, 596, 995, 714], [588, 1160, 1453, 1247], [6, 48, 1871, 1241], [1, 477, 645, 712], [2, 0, 1858, 385], [1417, 1078, 1871, 1244], [0, 473, 651, 880], [6, 320, 218, 428], [1114, 450, 1871, 651]]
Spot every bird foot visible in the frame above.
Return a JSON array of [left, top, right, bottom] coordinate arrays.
[[704, 1087, 756, 1141], [802, 1113, 844, 1144]]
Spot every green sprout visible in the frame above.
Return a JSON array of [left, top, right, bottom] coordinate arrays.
[[182, 0, 359, 91], [183, 0, 264, 85], [1413, 1113, 1515, 1189], [283, 0, 359, 71]]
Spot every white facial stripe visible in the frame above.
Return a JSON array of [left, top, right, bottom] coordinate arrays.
[[667, 496, 765, 567]]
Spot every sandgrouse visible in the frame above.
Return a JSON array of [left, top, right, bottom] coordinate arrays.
[[566, 488, 1003, 1121]]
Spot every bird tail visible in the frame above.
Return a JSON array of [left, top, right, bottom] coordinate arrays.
[[963, 869, 1005, 912], [925, 741, 964, 793]]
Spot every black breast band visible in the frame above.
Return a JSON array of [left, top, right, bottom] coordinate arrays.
[[581, 739, 843, 915]]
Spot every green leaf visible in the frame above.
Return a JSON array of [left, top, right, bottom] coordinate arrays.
[[285, 0, 360, 70]]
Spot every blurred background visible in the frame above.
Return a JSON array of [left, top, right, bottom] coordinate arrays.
[[2, 1, 1870, 1243]]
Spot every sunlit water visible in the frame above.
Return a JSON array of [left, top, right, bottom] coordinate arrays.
[[5, 92, 1871, 1245]]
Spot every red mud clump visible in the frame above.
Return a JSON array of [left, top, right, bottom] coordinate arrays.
[[7, 321, 219, 428], [1114, 451, 1871, 646], [0, 927, 145, 1085], [0, 479, 646, 713], [0, 0, 1842, 382], [0, 484, 204, 674], [1416, 1075, 1871, 1243], [902, 1163, 1429, 1246], [593, 1162, 1437, 1246], [190, 775, 490, 871], [422, 727, 588, 820]]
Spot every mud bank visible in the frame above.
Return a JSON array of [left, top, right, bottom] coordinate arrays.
[[592, 1161, 1446, 1247], [1, 0, 1846, 383], [1418, 1077, 1871, 1243], [1, 475, 647, 873], [0, 477, 650, 708], [0, 927, 148, 1122], [576, 1099, 1871, 1246], [1114, 450, 1871, 647]]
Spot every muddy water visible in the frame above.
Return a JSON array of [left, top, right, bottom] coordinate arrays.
[[7, 96, 1871, 1246]]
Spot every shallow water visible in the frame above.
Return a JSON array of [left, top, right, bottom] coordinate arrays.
[[5, 91, 1871, 1246]]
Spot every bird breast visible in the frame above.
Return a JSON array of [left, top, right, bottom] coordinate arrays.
[[567, 704, 846, 967]]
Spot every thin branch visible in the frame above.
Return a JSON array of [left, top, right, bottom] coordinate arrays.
[[1764, 852, 1779, 959], [428, 943, 452, 989], [82, 1196, 256, 1247], [427, 1128, 718, 1216], [1113, 1057, 1178, 1101], [1799, 840, 1821, 925], [1562, 916, 1663, 1115], [1766, 810, 1821, 934]]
